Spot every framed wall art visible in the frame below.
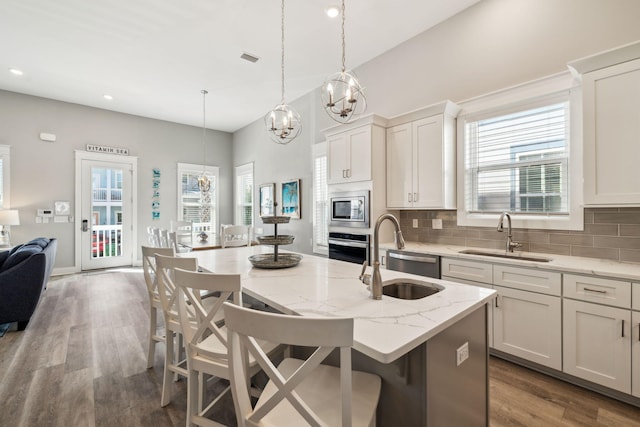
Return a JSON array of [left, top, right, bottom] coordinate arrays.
[[259, 183, 275, 217], [281, 179, 300, 219]]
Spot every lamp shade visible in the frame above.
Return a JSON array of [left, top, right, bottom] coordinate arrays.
[[0, 209, 20, 226]]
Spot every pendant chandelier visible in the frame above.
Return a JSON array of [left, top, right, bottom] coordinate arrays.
[[198, 89, 211, 192], [198, 89, 211, 242], [264, 0, 301, 144], [321, 0, 366, 124]]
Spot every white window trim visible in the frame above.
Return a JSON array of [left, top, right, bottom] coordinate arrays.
[[312, 142, 328, 256], [456, 71, 584, 231], [234, 162, 254, 226], [0, 145, 10, 209], [177, 162, 219, 226]]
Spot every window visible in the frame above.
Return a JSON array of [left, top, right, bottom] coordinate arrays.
[[235, 163, 253, 226], [312, 142, 328, 255], [177, 163, 219, 235], [0, 145, 10, 209], [457, 73, 583, 230]]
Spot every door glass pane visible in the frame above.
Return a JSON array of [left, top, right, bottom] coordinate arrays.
[[91, 167, 123, 259]]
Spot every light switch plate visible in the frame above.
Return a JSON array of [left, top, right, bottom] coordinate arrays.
[[412, 219, 418, 228], [432, 218, 443, 229]]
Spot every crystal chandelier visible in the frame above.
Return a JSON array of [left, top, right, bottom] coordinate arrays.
[[321, 0, 366, 124], [198, 89, 211, 241], [264, 0, 301, 144]]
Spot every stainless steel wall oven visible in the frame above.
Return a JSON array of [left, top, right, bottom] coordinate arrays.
[[328, 232, 370, 265]]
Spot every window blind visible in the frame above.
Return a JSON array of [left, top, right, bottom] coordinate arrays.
[[464, 102, 569, 215]]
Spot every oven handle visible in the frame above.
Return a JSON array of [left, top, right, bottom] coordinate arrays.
[[328, 238, 369, 249], [388, 252, 438, 263]]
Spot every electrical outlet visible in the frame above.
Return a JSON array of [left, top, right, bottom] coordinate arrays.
[[456, 342, 469, 366], [412, 218, 418, 228], [432, 218, 443, 229]]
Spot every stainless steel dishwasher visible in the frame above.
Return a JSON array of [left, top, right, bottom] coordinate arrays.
[[386, 249, 440, 278]]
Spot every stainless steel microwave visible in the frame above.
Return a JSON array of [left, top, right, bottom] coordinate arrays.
[[329, 190, 370, 228]]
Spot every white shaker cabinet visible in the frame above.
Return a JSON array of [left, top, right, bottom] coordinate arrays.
[[570, 42, 640, 205], [326, 119, 385, 185], [563, 299, 631, 393], [493, 286, 562, 370], [386, 101, 459, 209], [633, 283, 640, 398]]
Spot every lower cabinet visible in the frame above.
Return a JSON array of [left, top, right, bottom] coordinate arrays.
[[563, 298, 632, 393], [493, 286, 561, 370], [633, 311, 640, 398]]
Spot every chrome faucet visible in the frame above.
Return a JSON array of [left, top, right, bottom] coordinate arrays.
[[360, 213, 405, 300], [497, 212, 521, 253]]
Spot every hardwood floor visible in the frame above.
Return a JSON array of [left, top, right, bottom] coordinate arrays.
[[1, 268, 640, 426]]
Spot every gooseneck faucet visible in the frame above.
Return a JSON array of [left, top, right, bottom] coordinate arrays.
[[360, 213, 405, 300], [497, 212, 521, 253]]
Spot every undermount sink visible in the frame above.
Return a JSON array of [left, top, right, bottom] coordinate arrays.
[[382, 278, 444, 300], [459, 249, 552, 263]]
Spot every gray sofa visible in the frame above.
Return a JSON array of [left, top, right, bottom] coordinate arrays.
[[0, 237, 58, 330]]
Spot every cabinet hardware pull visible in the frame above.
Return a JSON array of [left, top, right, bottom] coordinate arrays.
[[408, 193, 412, 203], [583, 287, 607, 294], [342, 170, 346, 178], [638, 323, 640, 342], [622, 319, 625, 338], [414, 192, 417, 202], [346, 169, 351, 178], [495, 295, 500, 308]]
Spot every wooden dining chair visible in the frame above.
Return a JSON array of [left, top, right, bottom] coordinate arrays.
[[221, 225, 251, 248], [224, 302, 382, 427], [174, 268, 282, 427], [141, 245, 175, 369], [154, 254, 199, 407], [171, 220, 193, 252]]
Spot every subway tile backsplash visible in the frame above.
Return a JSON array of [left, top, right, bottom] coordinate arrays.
[[397, 208, 640, 264]]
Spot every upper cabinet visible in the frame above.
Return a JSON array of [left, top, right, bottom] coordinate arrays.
[[386, 101, 460, 209], [570, 41, 640, 206], [325, 115, 386, 185]]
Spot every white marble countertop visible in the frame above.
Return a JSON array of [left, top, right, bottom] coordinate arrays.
[[187, 246, 495, 364], [381, 242, 640, 281]]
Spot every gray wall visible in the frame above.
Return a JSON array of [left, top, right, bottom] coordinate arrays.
[[232, 0, 640, 255], [0, 90, 233, 270]]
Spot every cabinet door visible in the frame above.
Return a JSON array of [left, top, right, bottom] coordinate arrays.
[[584, 58, 640, 205], [345, 126, 372, 183], [413, 115, 444, 208], [633, 311, 640, 398], [493, 286, 561, 369], [386, 123, 413, 208], [327, 132, 348, 184], [563, 299, 631, 393]]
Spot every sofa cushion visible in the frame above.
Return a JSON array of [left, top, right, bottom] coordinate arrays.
[[2, 245, 42, 271], [26, 237, 50, 248]]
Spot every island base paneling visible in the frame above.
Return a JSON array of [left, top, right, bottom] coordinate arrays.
[[294, 305, 488, 426]]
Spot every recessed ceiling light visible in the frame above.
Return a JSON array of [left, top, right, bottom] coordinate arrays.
[[8, 68, 23, 76], [326, 5, 340, 18], [103, 94, 113, 100]]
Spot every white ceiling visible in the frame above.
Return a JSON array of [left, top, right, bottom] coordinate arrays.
[[0, 0, 480, 133]]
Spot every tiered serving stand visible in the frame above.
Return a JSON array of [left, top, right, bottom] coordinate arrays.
[[248, 215, 302, 269]]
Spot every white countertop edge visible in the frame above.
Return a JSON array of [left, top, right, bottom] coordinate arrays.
[[383, 242, 640, 281]]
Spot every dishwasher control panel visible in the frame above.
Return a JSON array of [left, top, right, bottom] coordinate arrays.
[[386, 250, 440, 279]]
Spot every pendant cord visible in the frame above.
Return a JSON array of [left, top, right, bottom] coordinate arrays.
[[201, 89, 208, 169], [341, 0, 346, 73], [280, 0, 285, 105]]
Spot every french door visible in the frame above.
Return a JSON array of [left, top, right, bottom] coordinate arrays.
[[75, 151, 137, 270]]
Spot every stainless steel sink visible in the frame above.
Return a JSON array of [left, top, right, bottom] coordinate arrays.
[[459, 249, 552, 262], [382, 278, 444, 300]]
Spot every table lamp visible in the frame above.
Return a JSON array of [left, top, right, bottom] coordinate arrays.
[[0, 209, 20, 247]]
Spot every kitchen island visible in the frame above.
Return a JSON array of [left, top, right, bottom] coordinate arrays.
[[187, 245, 496, 426]]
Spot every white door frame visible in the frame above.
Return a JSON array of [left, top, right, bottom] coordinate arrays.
[[74, 150, 138, 271]]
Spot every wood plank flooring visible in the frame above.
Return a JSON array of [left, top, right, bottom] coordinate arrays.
[[1, 268, 640, 426]]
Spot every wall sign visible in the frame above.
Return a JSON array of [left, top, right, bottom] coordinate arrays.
[[86, 144, 129, 155]]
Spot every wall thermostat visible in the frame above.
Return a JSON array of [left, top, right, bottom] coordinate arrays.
[[37, 209, 53, 217]]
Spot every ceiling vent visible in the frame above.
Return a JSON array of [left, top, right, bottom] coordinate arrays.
[[240, 52, 260, 63]]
